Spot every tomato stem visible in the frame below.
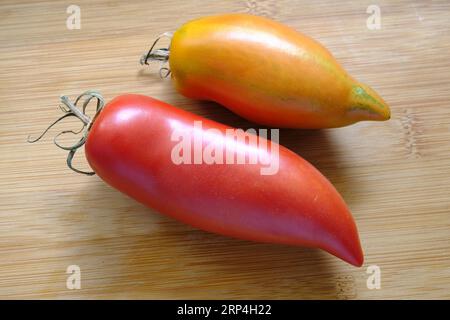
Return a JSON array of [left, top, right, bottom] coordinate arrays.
[[27, 90, 105, 175], [140, 32, 173, 78]]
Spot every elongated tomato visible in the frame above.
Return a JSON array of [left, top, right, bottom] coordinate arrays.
[[145, 14, 390, 128], [83, 93, 363, 266]]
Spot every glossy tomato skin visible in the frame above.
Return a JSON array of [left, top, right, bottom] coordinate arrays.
[[85, 94, 363, 266], [169, 14, 390, 128]]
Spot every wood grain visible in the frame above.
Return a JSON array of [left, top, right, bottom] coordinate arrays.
[[1, 0, 449, 299]]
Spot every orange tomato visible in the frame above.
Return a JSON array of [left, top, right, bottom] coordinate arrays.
[[153, 14, 390, 128]]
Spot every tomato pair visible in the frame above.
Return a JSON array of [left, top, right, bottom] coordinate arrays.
[[31, 14, 392, 266]]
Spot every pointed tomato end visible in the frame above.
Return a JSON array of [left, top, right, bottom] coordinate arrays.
[[329, 242, 364, 267], [347, 244, 364, 267], [347, 83, 391, 123], [337, 233, 364, 267], [322, 220, 364, 267]]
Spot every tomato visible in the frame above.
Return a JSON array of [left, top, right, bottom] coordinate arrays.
[[82, 93, 363, 266], [142, 14, 390, 128]]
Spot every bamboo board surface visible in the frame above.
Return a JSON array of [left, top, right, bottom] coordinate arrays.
[[1, 0, 449, 299]]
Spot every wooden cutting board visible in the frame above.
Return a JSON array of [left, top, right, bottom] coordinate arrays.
[[1, 0, 449, 299]]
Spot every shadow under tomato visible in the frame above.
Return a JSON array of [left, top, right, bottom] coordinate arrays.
[[71, 179, 346, 299]]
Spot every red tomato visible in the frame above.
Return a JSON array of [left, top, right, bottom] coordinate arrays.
[[84, 94, 363, 266]]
